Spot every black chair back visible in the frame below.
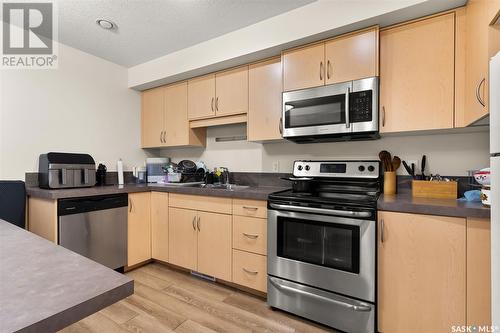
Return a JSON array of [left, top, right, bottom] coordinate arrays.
[[0, 181, 26, 228]]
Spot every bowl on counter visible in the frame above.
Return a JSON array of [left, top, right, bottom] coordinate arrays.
[[474, 168, 491, 186]]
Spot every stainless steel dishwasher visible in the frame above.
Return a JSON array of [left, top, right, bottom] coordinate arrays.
[[58, 194, 128, 270]]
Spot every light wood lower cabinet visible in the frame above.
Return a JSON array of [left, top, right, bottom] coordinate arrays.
[[466, 217, 491, 326], [151, 192, 169, 263], [168, 205, 232, 281], [168, 207, 198, 270], [197, 211, 232, 281], [378, 211, 466, 333], [128, 192, 152, 267], [232, 215, 267, 255], [232, 249, 267, 293]]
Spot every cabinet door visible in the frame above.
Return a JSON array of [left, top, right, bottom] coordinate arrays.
[[151, 192, 169, 263], [466, 218, 491, 326], [325, 27, 378, 85], [128, 192, 151, 266], [283, 43, 325, 91], [188, 74, 216, 120], [464, 0, 490, 125], [196, 211, 232, 281], [248, 58, 283, 141], [141, 87, 164, 148], [378, 211, 466, 333], [168, 208, 198, 270], [215, 66, 248, 117], [380, 13, 455, 133]]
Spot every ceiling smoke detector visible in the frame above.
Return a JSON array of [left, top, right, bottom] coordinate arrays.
[[96, 19, 115, 30]]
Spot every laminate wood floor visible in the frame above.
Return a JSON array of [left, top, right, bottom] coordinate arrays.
[[59, 262, 339, 333]]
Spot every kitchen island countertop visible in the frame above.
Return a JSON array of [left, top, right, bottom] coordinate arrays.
[[0, 220, 133, 333]]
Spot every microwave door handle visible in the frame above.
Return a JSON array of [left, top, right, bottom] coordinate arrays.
[[345, 86, 350, 128]]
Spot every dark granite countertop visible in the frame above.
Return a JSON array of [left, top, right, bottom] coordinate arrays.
[[26, 183, 490, 219], [378, 191, 490, 219], [26, 183, 288, 201], [0, 220, 133, 333]]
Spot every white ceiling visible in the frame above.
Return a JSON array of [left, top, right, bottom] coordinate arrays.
[[55, 0, 315, 67]]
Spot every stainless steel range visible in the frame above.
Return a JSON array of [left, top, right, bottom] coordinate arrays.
[[267, 160, 380, 333]]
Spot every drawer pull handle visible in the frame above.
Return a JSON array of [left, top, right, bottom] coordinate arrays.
[[243, 233, 259, 239], [192, 216, 196, 230], [243, 206, 258, 211], [243, 268, 258, 275]]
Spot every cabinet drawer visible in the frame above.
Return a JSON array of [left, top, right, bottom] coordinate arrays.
[[169, 194, 232, 214], [232, 199, 267, 218], [233, 216, 267, 255], [232, 250, 267, 293]]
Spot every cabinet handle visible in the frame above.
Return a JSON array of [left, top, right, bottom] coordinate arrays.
[[279, 117, 283, 135], [476, 78, 486, 107], [319, 61, 323, 81], [242, 268, 258, 275], [380, 219, 385, 243], [327, 60, 331, 80], [129, 199, 133, 213], [163, 131, 167, 143], [197, 216, 200, 231], [192, 216, 196, 230], [159, 131, 163, 143], [211, 97, 214, 112], [243, 206, 258, 211], [345, 86, 350, 129], [243, 233, 259, 239], [382, 106, 386, 127], [215, 97, 219, 112]]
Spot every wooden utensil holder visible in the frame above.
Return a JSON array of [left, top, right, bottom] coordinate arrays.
[[384, 171, 397, 195], [412, 180, 458, 199]]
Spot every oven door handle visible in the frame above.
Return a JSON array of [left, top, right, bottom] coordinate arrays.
[[269, 203, 371, 218], [345, 86, 350, 128], [269, 277, 372, 312]]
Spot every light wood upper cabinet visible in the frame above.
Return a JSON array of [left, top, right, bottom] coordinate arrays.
[[215, 66, 248, 117], [196, 211, 232, 281], [248, 58, 282, 141], [466, 218, 491, 326], [380, 13, 455, 133], [188, 74, 216, 120], [461, 0, 491, 126], [141, 87, 164, 148], [151, 192, 169, 263], [378, 211, 466, 333], [142, 82, 205, 148], [325, 27, 379, 85], [128, 192, 152, 267], [168, 207, 198, 270], [283, 43, 325, 92]]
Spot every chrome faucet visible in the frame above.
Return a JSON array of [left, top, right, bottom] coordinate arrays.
[[220, 167, 230, 185]]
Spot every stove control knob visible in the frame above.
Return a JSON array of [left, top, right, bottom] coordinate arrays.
[[358, 165, 365, 172], [305, 165, 310, 171], [368, 165, 375, 172], [297, 165, 303, 171]]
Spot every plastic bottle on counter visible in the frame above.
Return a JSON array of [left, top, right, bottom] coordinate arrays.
[[117, 159, 124, 185]]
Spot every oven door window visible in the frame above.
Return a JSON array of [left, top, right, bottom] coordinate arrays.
[[284, 94, 346, 128], [277, 217, 360, 274]]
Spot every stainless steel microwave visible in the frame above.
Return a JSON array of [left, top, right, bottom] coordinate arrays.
[[282, 77, 379, 143]]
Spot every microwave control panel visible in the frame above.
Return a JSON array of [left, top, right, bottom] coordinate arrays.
[[350, 90, 372, 123]]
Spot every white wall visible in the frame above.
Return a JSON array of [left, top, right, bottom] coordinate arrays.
[[0, 42, 149, 180], [128, 0, 466, 90], [160, 124, 490, 176]]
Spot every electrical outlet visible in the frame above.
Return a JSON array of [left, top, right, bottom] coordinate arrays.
[[272, 161, 280, 172]]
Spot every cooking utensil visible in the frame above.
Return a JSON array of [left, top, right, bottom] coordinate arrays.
[[411, 163, 415, 178], [281, 177, 314, 193], [177, 160, 197, 173], [421, 155, 427, 178], [379, 150, 392, 172], [392, 156, 401, 171], [402, 160, 414, 178]]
